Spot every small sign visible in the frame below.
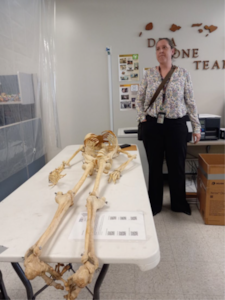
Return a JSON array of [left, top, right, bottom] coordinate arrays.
[[69, 211, 146, 240]]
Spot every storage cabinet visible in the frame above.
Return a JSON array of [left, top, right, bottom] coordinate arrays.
[[0, 73, 45, 202]]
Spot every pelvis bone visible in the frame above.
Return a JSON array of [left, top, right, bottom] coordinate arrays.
[[24, 131, 136, 300]]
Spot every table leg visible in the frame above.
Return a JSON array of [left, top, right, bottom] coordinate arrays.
[[11, 262, 109, 300], [93, 264, 109, 300], [0, 270, 10, 300], [11, 263, 35, 300]]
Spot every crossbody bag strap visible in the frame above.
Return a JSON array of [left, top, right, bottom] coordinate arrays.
[[144, 65, 177, 113]]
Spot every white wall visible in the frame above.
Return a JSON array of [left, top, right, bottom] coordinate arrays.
[[55, 0, 224, 157]]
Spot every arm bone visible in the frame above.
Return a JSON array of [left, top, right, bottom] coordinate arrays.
[[108, 154, 136, 183], [49, 145, 84, 185]]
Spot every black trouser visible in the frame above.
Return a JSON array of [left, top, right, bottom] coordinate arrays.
[[142, 114, 189, 214]]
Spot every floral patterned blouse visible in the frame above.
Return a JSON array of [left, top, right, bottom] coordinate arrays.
[[136, 66, 201, 133]]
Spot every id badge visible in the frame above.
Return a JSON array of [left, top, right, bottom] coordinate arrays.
[[157, 112, 165, 124]]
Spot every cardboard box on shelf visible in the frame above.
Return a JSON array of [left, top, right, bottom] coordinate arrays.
[[197, 154, 225, 225]]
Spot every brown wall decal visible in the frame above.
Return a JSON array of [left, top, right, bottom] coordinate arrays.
[[174, 48, 199, 59], [171, 38, 177, 47], [193, 60, 224, 70], [192, 49, 199, 58], [142, 28, 223, 71], [193, 61, 202, 69], [192, 23, 202, 27], [212, 60, 220, 69], [170, 24, 181, 32], [204, 25, 218, 33], [145, 23, 153, 30], [139, 32, 142, 37], [173, 48, 180, 58], [182, 49, 190, 58], [203, 61, 209, 69], [147, 38, 156, 47]]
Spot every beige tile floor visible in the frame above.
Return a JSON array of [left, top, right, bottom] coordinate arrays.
[[1, 185, 224, 300]]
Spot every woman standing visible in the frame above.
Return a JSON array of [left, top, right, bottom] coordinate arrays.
[[136, 38, 201, 216]]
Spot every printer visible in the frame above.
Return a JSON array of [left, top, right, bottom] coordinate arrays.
[[199, 114, 221, 140]]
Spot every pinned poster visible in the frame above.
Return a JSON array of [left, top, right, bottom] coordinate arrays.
[[143, 67, 150, 77], [120, 84, 139, 110], [118, 54, 139, 81]]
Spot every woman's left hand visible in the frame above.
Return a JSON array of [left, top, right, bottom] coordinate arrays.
[[193, 133, 201, 144]]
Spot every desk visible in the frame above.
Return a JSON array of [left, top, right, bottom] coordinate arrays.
[[0, 145, 160, 299], [187, 139, 225, 153], [118, 127, 225, 183], [118, 127, 225, 148]]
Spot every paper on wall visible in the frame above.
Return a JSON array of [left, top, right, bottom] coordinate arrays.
[[118, 54, 139, 82], [120, 84, 139, 110], [143, 67, 150, 77]]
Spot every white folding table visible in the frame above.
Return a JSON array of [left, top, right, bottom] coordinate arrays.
[[0, 145, 160, 299]]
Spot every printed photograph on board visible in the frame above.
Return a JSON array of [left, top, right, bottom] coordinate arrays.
[[121, 95, 129, 100], [120, 84, 139, 111], [120, 58, 126, 64], [121, 88, 128, 93], [121, 102, 131, 109], [134, 63, 139, 70], [118, 54, 139, 81]]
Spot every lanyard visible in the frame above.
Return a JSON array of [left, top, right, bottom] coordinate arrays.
[[159, 66, 171, 109], [161, 77, 169, 104]]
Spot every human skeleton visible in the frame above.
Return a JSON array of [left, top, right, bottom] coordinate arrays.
[[24, 131, 136, 300]]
